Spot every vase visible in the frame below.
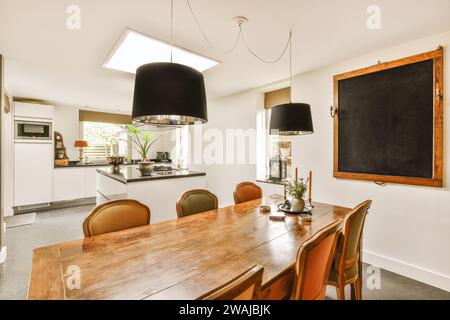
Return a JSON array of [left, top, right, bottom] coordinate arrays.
[[291, 198, 305, 211], [138, 160, 154, 176], [108, 156, 125, 174]]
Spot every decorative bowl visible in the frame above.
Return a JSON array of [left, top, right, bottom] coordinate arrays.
[[138, 161, 154, 176]]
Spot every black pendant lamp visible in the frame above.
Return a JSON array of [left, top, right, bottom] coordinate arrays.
[[269, 32, 313, 136], [270, 103, 313, 135], [131, 0, 208, 125], [132, 62, 207, 125]]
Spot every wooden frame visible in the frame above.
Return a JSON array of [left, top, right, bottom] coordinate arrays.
[[333, 48, 444, 187]]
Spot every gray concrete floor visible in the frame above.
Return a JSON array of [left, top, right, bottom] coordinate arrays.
[[0, 205, 95, 300], [0, 204, 449, 300]]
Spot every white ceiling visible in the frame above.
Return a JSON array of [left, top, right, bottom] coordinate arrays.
[[1, 0, 450, 113]]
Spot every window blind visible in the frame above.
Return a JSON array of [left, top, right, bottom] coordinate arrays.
[[79, 110, 132, 124], [3, 91, 11, 113], [264, 87, 290, 109]]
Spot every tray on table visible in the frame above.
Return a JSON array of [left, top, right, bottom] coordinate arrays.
[[277, 203, 313, 215]]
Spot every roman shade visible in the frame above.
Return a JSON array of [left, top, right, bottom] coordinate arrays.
[[264, 87, 291, 109], [3, 91, 10, 113], [79, 110, 131, 124]]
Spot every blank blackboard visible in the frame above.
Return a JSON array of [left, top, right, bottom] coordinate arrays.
[[333, 49, 443, 187]]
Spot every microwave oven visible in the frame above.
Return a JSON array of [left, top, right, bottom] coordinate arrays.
[[15, 120, 52, 141]]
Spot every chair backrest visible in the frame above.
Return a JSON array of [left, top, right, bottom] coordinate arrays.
[[176, 189, 219, 218], [233, 182, 262, 204], [337, 200, 372, 272], [83, 199, 151, 237], [291, 220, 342, 300], [198, 265, 264, 300]]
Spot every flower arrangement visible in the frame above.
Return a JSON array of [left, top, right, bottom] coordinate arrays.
[[287, 178, 308, 200], [127, 125, 161, 162]]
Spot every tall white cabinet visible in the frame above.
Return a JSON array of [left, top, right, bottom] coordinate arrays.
[[13, 102, 54, 208]]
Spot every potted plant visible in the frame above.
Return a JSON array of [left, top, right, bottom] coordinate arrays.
[[286, 178, 308, 211], [127, 125, 161, 176]]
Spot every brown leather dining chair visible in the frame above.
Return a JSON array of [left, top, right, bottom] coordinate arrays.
[[198, 265, 264, 300], [83, 199, 151, 237], [328, 200, 372, 300], [290, 220, 342, 300], [233, 182, 262, 204], [176, 189, 219, 218]]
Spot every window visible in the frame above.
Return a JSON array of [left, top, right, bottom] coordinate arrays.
[[265, 111, 292, 181], [257, 87, 292, 181], [81, 122, 129, 161]]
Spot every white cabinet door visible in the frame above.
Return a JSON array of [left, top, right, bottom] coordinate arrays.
[[14, 143, 53, 206], [85, 167, 98, 198], [53, 168, 86, 202], [14, 102, 54, 120]]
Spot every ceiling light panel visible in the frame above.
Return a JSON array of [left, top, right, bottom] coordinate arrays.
[[104, 29, 219, 73]]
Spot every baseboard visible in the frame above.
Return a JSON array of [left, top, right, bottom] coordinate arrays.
[[13, 197, 96, 214], [363, 250, 450, 292], [0, 246, 6, 264]]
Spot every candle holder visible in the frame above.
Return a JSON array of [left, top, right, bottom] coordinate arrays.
[[308, 197, 314, 208], [308, 170, 314, 208]]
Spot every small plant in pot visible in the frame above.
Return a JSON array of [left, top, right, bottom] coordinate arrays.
[[287, 178, 308, 211], [127, 125, 161, 176]]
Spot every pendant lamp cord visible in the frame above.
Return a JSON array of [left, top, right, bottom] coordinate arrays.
[[289, 29, 292, 103], [240, 26, 291, 64], [186, 0, 292, 64], [170, 0, 174, 63]]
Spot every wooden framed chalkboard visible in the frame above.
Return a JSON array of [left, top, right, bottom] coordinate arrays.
[[333, 48, 443, 187]]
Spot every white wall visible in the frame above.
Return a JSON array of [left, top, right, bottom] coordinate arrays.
[[53, 104, 80, 160], [1, 106, 13, 217], [191, 90, 260, 206], [131, 129, 177, 161], [208, 30, 450, 291], [149, 131, 175, 160], [287, 30, 450, 291]]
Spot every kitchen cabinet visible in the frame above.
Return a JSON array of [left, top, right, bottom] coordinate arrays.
[[14, 143, 53, 206], [53, 166, 107, 202], [85, 167, 98, 198], [53, 168, 86, 202], [14, 102, 53, 120]]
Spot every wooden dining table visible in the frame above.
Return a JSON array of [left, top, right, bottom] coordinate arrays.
[[28, 196, 351, 300]]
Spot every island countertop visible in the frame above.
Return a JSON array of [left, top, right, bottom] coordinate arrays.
[[97, 166, 206, 184]]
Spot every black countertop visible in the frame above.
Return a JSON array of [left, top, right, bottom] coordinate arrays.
[[97, 166, 206, 184], [55, 160, 172, 169], [55, 162, 111, 169], [256, 179, 287, 186]]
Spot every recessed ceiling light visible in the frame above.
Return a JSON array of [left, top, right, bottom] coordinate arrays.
[[103, 29, 220, 74]]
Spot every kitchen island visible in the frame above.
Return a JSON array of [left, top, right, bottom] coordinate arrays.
[[96, 166, 206, 223]]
